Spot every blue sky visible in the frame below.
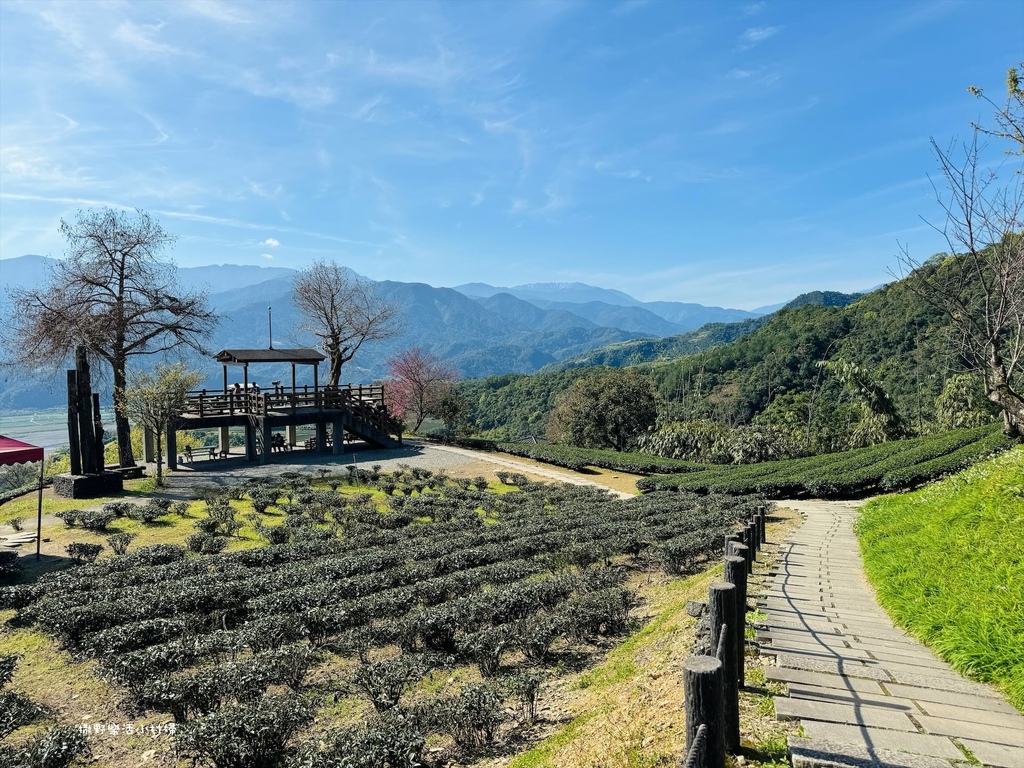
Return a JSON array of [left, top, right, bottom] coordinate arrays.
[[0, 0, 1021, 309]]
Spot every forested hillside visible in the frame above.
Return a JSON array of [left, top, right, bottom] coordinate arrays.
[[459, 274, 996, 448]]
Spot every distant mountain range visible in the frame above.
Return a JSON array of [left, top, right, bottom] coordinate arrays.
[[0, 255, 854, 410]]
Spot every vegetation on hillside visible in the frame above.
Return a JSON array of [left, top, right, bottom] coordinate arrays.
[[856, 447, 1024, 711], [636, 424, 1012, 498]]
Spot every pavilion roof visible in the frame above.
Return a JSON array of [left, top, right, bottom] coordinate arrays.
[[214, 349, 325, 365]]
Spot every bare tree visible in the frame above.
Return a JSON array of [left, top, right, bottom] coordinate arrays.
[[7, 208, 218, 466], [292, 260, 400, 386], [897, 65, 1024, 436]]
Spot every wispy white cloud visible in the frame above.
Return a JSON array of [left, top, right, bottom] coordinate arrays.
[[262, 238, 280, 247], [260, 253, 274, 259], [741, 2, 766, 16], [738, 25, 782, 49], [113, 20, 182, 58]]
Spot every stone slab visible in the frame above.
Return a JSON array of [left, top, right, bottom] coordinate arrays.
[[776, 653, 894, 681], [788, 737, 958, 768], [887, 669, 1001, 697], [916, 699, 1024, 726], [959, 738, 1024, 768], [883, 682, 1015, 713], [785, 684, 921, 713], [776, 697, 916, 730], [800, 722, 964, 761], [766, 665, 888, 694], [915, 714, 1024, 747]]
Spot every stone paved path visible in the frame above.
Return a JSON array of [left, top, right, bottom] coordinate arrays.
[[759, 500, 1024, 768]]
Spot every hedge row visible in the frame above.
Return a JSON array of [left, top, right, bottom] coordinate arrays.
[[637, 424, 1015, 498]]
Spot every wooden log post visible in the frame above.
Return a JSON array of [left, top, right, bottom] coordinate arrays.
[[757, 505, 767, 544], [724, 533, 741, 558], [683, 655, 725, 768], [740, 528, 754, 574], [709, 581, 740, 753], [723, 554, 747, 689], [67, 370, 82, 476]]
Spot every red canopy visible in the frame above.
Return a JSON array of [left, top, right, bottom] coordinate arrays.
[[0, 435, 44, 466]]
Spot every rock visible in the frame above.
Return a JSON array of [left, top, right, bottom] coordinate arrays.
[[685, 600, 708, 617]]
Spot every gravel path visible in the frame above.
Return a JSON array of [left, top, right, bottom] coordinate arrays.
[[761, 500, 1024, 768], [156, 439, 633, 499]]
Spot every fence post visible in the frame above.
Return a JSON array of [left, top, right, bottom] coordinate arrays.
[[683, 655, 725, 768], [709, 582, 740, 753], [723, 553, 747, 687], [724, 533, 741, 557]]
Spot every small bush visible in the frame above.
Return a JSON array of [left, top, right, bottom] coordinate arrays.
[[0, 551, 20, 576], [65, 542, 103, 564], [438, 682, 505, 752], [106, 532, 137, 556], [176, 695, 313, 768], [504, 669, 544, 725], [54, 510, 81, 528], [9, 723, 90, 768], [77, 510, 116, 532], [185, 533, 228, 555], [8, 517, 24, 532]]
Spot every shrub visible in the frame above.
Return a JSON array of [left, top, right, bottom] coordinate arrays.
[[438, 682, 505, 751], [185, 533, 228, 555], [131, 500, 167, 524], [7, 724, 90, 768], [65, 542, 103, 564], [54, 510, 81, 528], [77, 509, 116, 532], [504, 669, 544, 725], [8, 517, 24, 532], [299, 710, 424, 768], [0, 551, 20, 576], [0, 690, 47, 738], [458, 625, 509, 678], [513, 614, 561, 664], [106, 532, 137, 556], [349, 655, 432, 712], [176, 695, 314, 768]]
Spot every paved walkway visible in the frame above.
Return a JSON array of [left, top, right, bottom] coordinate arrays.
[[759, 500, 1024, 768]]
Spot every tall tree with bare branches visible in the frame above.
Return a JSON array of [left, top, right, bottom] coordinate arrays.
[[7, 208, 218, 466], [898, 65, 1024, 437], [292, 260, 400, 386]]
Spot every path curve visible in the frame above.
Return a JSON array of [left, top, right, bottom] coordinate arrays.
[[760, 500, 1024, 768]]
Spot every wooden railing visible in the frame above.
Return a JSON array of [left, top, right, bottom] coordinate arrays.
[[181, 384, 390, 432]]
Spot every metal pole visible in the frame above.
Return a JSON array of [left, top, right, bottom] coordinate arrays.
[[36, 454, 44, 561], [268, 306, 273, 350]]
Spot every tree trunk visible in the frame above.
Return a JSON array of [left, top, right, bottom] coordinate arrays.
[[986, 342, 1023, 438], [155, 431, 164, 487], [329, 352, 342, 387], [113, 356, 136, 468]]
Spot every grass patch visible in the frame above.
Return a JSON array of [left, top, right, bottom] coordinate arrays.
[[856, 446, 1024, 711]]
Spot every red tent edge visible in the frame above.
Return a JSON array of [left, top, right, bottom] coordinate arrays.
[[0, 435, 44, 465]]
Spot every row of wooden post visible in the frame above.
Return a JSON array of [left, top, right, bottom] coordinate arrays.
[[681, 505, 767, 768]]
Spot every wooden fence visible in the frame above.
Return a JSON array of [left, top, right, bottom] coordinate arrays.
[[682, 506, 767, 768]]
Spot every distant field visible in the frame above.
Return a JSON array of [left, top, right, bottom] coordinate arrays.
[[637, 424, 1014, 498], [857, 447, 1024, 711]]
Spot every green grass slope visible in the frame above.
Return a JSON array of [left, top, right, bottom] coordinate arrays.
[[856, 447, 1024, 711]]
